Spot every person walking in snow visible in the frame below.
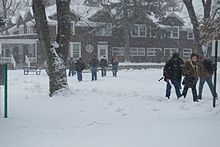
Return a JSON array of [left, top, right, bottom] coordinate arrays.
[[75, 58, 86, 82], [111, 54, 119, 77], [198, 56, 218, 100], [68, 57, 76, 76], [182, 53, 199, 102], [90, 55, 99, 81], [99, 56, 108, 77], [163, 52, 184, 99]]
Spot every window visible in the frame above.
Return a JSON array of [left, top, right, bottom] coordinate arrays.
[[48, 25, 57, 34], [139, 24, 146, 37], [130, 48, 145, 56], [150, 26, 157, 38], [164, 48, 179, 56], [71, 21, 75, 35], [19, 25, 24, 34], [131, 24, 146, 37], [69, 42, 81, 59], [168, 26, 179, 39], [112, 47, 125, 56], [96, 23, 112, 36], [132, 25, 139, 36], [187, 31, 194, 39], [146, 48, 162, 56], [183, 48, 192, 57], [27, 25, 36, 34]]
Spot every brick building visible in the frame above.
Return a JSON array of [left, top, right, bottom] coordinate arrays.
[[0, 1, 197, 68]]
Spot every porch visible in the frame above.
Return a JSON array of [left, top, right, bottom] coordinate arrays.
[[0, 39, 38, 69]]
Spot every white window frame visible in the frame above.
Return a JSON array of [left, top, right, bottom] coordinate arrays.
[[19, 25, 24, 34], [96, 23, 112, 36], [170, 26, 179, 39], [112, 47, 125, 56], [56, 24, 58, 34], [69, 42, 81, 59], [164, 48, 179, 56], [131, 24, 147, 37], [27, 25, 34, 34], [150, 26, 157, 38], [187, 31, 194, 39], [146, 48, 162, 56], [183, 48, 192, 57], [71, 21, 75, 35], [130, 47, 145, 56]]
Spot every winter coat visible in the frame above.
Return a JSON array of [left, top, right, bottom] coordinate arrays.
[[111, 56, 119, 66], [198, 59, 215, 78], [90, 57, 99, 68], [182, 61, 199, 88], [99, 58, 108, 67], [68, 59, 75, 70], [75, 59, 86, 72], [163, 57, 184, 81], [182, 61, 199, 77]]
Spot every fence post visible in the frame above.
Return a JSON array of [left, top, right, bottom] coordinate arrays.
[[4, 64, 7, 118]]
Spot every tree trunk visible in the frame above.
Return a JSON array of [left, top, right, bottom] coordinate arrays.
[[56, 0, 71, 65], [202, 0, 212, 19], [32, 0, 67, 96], [122, 0, 130, 62], [183, 0, 203, 56]]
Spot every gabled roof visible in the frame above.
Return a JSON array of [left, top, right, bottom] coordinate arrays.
[[166, 12, 185, 24]]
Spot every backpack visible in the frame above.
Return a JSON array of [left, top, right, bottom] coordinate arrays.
[[203, 59, 215, 74]]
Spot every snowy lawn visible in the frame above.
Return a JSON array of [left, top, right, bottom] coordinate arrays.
[[0, 69, 220, 147]]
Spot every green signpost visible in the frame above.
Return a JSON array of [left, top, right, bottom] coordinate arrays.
[[212, 40, 220, 108], [0, 64, 8, 118]]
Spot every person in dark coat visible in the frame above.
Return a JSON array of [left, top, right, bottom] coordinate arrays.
[[99, 56, 108, 77], [111, 54, 119, 77], [90, 55, 99, 81], [198, 57, 218, 99], [182, 53, 199, 102], [163, 52, 184, 99], [75, 58, 86, 81], [68, 57, 76, 76]]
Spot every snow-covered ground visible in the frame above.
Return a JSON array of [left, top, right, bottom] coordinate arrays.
[[0, 68, 220, 147]]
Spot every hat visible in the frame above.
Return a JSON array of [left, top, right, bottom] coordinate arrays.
[[172, 52, 179, 58], [191, 53, 199, 59]]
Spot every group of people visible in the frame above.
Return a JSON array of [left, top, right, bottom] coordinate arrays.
[[68, 54, 119, 82], [163, 52, 218, 102]]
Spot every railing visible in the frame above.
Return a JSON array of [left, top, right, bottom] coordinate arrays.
[[25, 55, 31, 67], [1, 57, 11, 64], [0, 55, 17, 69], [11, 55, 16, 68]]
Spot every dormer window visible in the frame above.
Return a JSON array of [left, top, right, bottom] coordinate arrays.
[[71, 21, 75, 35], [27, 25, 34, 34], [187, 31, 194, 39], [19, 25, 24, 34], [167, 26, 179, 39], [170, 26, 179, 39], [131, 24, 146, 37], [96, 23, 112, 36]]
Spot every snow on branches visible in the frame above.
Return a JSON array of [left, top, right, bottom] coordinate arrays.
[[200, 18, 220, 42]]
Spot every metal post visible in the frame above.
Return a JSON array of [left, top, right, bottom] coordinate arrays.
[[4, 64, 7, 118], [213, 40, 218, 108]]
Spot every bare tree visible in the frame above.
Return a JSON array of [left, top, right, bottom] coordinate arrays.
[[103, 0, 180, 61], [32, 0, 71, 96], [183, 0, 213, 55], [0, 0, 29, 18]]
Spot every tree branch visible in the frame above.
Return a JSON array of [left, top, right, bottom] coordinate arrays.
[[212, 7, 220, 19], [5, 0, 13, 12]]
